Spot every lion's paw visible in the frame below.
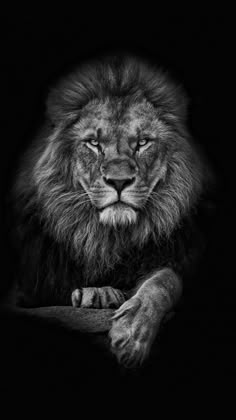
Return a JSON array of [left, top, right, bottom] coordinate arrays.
[[109, 296, 160, 368], [71, 286, 125, 309]]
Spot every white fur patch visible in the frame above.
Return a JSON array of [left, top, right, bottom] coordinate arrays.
[[99, 205, 137, 226]]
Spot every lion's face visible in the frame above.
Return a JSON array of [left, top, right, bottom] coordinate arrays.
[[71, 98, 170, 226]]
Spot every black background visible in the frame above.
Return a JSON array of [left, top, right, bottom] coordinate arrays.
[[0, 5, 234, 410]]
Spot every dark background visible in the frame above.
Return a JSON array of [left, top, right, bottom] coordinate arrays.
[[0, 5, 234, 409]]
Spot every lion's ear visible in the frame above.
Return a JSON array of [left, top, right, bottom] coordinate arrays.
[[146, 70, 189, 121], [46, 87, 65, 124], [165, 83, 189, 121], [46, 85, 80, 125], [174, 87, 189, 120]]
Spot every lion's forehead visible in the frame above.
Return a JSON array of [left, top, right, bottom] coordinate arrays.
[[74, 99, 163, 139]]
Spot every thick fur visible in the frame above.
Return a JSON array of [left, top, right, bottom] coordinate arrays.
[[12, 55, 208, 309]]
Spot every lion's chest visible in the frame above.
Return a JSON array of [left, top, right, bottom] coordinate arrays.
[[76, 243, 167, 291]]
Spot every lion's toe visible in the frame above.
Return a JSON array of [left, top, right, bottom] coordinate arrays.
[[71, 289, 82, 307], [110, 326, 149, 368]]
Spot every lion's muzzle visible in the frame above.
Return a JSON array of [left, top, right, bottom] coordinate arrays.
[[103, 176, 136, 195]]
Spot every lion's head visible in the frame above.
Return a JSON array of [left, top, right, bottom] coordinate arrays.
[[16, 55, 205, 276]]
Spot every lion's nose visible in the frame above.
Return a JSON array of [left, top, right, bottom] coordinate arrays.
[[103, 177, 136, 194]]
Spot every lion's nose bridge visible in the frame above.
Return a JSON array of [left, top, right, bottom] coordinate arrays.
[[102, 159, 137, 179]]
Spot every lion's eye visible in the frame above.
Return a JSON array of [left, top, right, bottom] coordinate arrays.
[[138, 138, 150, 147], [87, 138, 99, 147]]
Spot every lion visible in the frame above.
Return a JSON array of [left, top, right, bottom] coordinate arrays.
[[11, 54, 210, 367]]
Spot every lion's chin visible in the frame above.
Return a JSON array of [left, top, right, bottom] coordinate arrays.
[[99, 204, 137, 226]]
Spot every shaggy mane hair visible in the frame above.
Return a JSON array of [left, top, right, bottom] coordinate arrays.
[[13, 55, 208, 289]]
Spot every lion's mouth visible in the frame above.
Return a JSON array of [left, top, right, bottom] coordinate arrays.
[[99, 200, 138, 212], [98, 201, 138, 226]]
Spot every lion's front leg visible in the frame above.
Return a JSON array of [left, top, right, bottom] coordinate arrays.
[[109, 268, 182, 368], [71, 286, 126, 309]]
